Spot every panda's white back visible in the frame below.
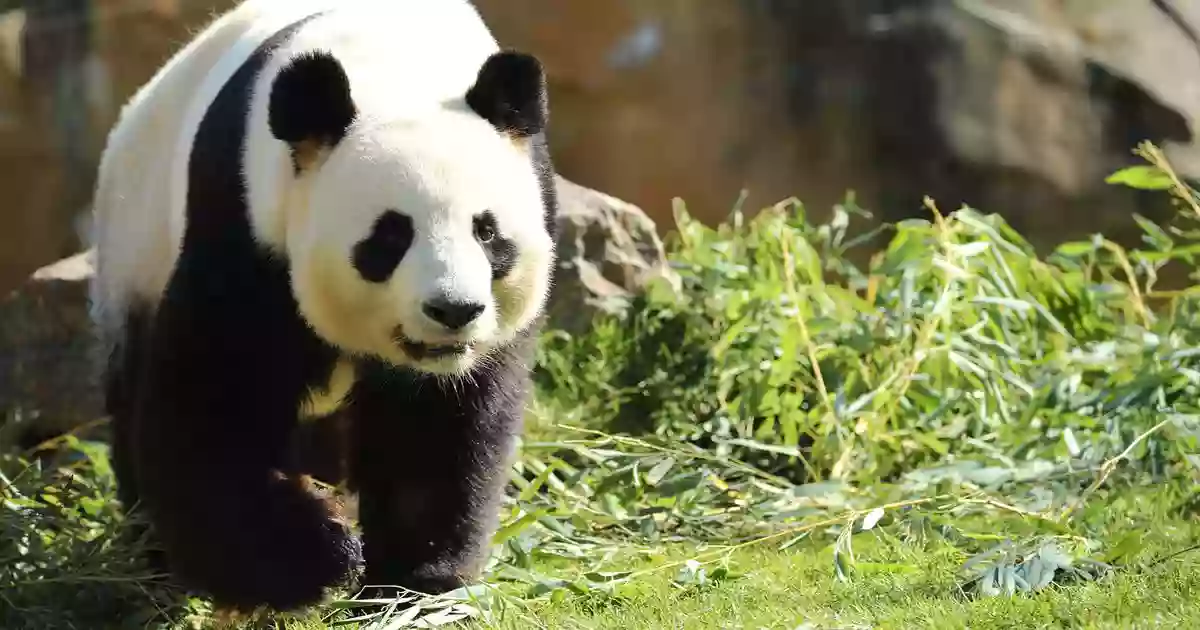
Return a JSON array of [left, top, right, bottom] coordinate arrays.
[[88, 0, 502, 340]]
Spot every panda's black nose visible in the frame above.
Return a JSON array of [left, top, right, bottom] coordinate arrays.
[[422, 298, 486, 330]]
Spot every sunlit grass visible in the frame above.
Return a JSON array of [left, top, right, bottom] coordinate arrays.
[[3, 141, 1199, 629]]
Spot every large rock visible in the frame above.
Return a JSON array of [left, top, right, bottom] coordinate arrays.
[[0, 179, 672, 448], [474, 0, 1200, 250], [0, 250, 102, 449], [550, 176, 677, 332]]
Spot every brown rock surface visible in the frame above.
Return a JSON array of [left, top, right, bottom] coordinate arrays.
[[473, 0, 813, 230], [475, 0, 1200, 250], [550, 176, 678, 332], [0, 250, 101, 448], [5, 0, 1200, 293], [0, 0, 236, 293]]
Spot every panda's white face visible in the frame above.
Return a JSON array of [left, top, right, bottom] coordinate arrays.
[[287, 109, 554, 376]]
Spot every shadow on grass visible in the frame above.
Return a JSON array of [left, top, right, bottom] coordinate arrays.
[[0, 438, 195, 629]]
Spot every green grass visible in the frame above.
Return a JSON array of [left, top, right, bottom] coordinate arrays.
[[3, 141, 1200, 629], [483, 482, 1200, 630]]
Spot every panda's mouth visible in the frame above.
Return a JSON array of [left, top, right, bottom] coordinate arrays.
[[400, 339, 471, 360]]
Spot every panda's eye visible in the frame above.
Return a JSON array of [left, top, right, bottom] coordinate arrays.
[[473, 215, 497, 243]]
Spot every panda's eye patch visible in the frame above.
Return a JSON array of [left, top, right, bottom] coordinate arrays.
[[352, 210, 413, 283], [473, 213, 497, 243], [474, 210, 517, 280]]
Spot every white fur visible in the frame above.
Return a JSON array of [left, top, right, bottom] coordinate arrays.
[[283, 115, 554, 375], [90, 0, 348, 337], [90, 0, 556, 380], [299, 358, 356, 420]]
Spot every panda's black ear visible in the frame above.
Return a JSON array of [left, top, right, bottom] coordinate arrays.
[[269, 51, 357, 150], [465, 51, 548, 138]]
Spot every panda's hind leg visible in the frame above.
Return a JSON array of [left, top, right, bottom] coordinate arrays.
[[346, 347, 530, 597], [102, 303, 167, 572]]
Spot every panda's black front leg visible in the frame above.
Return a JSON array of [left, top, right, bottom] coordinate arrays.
[[127, 260, 362, 613], [348, 349, 530, 596]]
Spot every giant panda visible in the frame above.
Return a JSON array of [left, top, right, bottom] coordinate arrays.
[[88, 0, 558, 613]]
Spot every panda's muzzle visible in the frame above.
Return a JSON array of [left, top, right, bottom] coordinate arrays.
[[392, 294, 486, 362]]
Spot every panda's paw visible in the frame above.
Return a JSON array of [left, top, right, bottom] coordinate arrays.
[[231, 514, 363, 612], [172, 478, 365, 613], [200, 523, 363, 613]]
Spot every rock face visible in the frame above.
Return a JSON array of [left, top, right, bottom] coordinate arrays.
[[0, 250, 101, 449], [550, 176, 677, 332], [0, 179, 673, 448], [0, 0, 228, 294], [5, 1, 1200, 291], [473, 0, 1200, 249]]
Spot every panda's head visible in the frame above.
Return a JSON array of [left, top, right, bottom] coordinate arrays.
[[266, 49, 555, 376]]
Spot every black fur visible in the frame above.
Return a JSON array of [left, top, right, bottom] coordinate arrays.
[[290, 414, 351, 487], [530, 135, 559, 239], [347, 338, 533, 596], [103, 16, 560, 615], [103, 304, 147, 515], [103, 302, 169, 573], [111, 15, 361, 612], [269, 49, 358, 169], [465, 51, 548, 137], [353, 210, 415, 283], [474, 210, 517, 279]]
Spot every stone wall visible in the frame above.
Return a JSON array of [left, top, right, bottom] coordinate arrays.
[[475, 0, 1200, 250], [3, 0, 1200, 293], [0, 0, 227, 292]]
